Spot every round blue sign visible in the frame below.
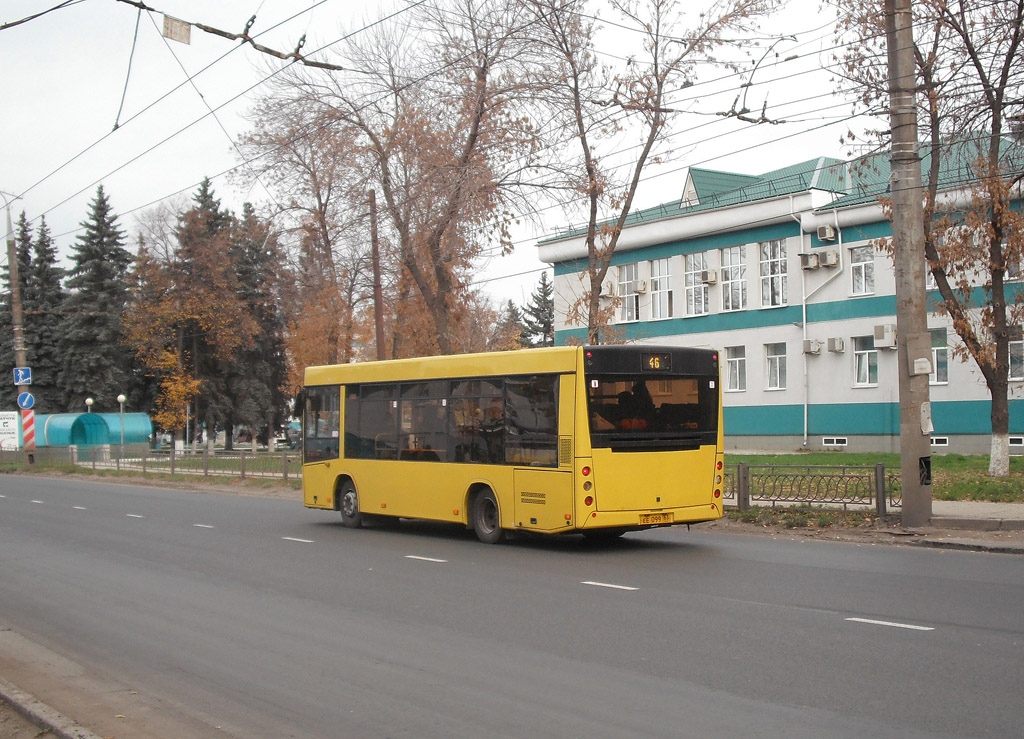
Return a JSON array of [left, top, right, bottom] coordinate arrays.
[[17, 392, 34, 410]]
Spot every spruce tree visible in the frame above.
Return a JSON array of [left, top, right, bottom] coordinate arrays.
[[522, 271, 555, 347], [58, 186, 135, 412], [222, 203, 288, 447], [176, 178, 238, 443], [25, 217, 66, 412]]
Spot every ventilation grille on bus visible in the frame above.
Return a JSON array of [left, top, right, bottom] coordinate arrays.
[[521, 492, 546, 505], [559, 437, 572, 466]]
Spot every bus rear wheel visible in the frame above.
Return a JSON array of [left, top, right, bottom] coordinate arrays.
[[339, 480, 362, 529], [471, 489, 504, 544]]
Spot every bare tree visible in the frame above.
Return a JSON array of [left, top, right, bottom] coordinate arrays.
[[836, 0, 1024, 475], [526, 0, 779, 343]]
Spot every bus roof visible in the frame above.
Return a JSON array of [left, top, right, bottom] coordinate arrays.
[[304, 346, 582, 386]]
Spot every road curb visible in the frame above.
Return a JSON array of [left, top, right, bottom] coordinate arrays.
[[910, 538, 1024, 555], [930, 516, 1024, 531], [0, 677, 102, 739]]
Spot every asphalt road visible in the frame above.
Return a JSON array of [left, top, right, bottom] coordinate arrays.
[[1, 475, 1022, 738]]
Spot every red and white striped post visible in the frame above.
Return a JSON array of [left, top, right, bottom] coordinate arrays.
[[21, 409, 35, 451]]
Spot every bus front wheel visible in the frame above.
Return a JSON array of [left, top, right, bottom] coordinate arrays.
[[339, 480, 362, 529], [471, 489, 504, 544]]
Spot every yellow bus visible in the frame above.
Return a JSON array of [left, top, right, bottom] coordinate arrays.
[[301, 345, 723, 543]]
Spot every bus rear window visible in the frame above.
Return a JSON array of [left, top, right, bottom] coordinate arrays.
[[587, 375, 717, 449]]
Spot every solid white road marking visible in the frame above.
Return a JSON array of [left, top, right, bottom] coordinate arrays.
[[126, 514, 144, 518], [845, 617, 934, 631], [405, 555, 448, 563], [282, 537, 314, 543], [581, 580, 639, 591], [193, 524, 214, 529]]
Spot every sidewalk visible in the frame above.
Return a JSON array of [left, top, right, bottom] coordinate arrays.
[[929, 499, 1024, 531]]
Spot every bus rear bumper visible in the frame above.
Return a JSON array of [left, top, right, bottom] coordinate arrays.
[[579, 502, 722, 530]]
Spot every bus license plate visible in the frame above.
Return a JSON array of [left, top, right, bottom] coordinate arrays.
[[640, 512, 672, 525]]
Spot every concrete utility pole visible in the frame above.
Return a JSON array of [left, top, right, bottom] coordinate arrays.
[[369, 189, 385, 361], [885, 0, 932, 527], [3, 191, 35, 464]]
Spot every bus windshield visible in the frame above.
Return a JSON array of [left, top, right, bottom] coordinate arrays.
[[586, 375, 717, 451]]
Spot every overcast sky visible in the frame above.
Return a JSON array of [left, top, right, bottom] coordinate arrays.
[[1, 0, 861, 306]]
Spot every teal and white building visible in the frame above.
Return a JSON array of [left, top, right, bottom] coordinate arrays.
[[539, 153, 1024, 453]]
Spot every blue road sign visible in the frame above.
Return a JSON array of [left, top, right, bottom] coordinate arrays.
[[13, 367, 32, 386], [17, 392, 34, 410]]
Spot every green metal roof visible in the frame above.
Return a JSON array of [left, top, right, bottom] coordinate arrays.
[[541, 157, 850, 243], [540, 138, 1023, 245]]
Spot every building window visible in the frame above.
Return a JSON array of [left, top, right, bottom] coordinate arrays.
[[930, 328, 948, 385], [851, 246, 875, 295], [683, 252, 709, 316], [759, 239, 787, 307], [766, 342, 786, 390], [650, 258, 673, 319], [721, 245, 747, 311], [726, 346, 746, 392], [853, 335, 878, 386], [618, 262, 639, 322], [1010, 327, 1024, 381]]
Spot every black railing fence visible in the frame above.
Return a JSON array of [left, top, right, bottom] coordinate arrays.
[[2, 448, 902, 514]]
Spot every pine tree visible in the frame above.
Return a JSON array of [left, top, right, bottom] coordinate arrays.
[[490, 300, 528, 350], [522, 271, 555, 347], [25, 217, 66, 412], [222, 203, 288, 448], [57, 186, 135, 412]]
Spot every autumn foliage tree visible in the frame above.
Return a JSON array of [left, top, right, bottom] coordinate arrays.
[[244, 0, 539, 357], [124, 181, 258, 441], [835, 0, 1024, 475]]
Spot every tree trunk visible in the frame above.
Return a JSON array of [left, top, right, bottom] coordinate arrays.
[[989, 377, 1010, 476]]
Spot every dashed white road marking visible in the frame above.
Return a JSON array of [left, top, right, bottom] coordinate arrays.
[[282, 537, 314, 543], [405, 555, 448, 563], [126, 514, 145, 519], [581, 580, 639, 591], [73, 506, 87, 510], [31, 500, 44, 504], [193, 524, 214, 529], [845, 617, 934, 632]]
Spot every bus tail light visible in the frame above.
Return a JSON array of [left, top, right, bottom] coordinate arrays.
[[583, 481, 592, 492], [584, 495, 593, 506], [714, 489, 721, 498], [581, 466, 591, 476]]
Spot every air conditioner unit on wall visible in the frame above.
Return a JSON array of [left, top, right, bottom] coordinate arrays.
[[820, 250, 840, 267], [827, 337, 845, 353], [800, 253, 820, 270], [602, 281, 616, 297], [817, 224, 837, 242], [802, 339, 822, 355], [634, 280, 647, 293], [701, 269, 717, 285], [873, 323, 898, 349]]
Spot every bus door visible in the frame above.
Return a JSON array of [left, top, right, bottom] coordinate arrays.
[[510, 374, 575, 532], [302, 385, 341, 510]]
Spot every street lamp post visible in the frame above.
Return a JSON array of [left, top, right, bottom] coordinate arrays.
[[117, 394, 126, 462], [85, 397, 94, 413]]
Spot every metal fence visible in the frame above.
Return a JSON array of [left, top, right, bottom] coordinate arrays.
[[1, 444, 302, 482], [722, 463, 903, 516], [2, 448, 903, 514]]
